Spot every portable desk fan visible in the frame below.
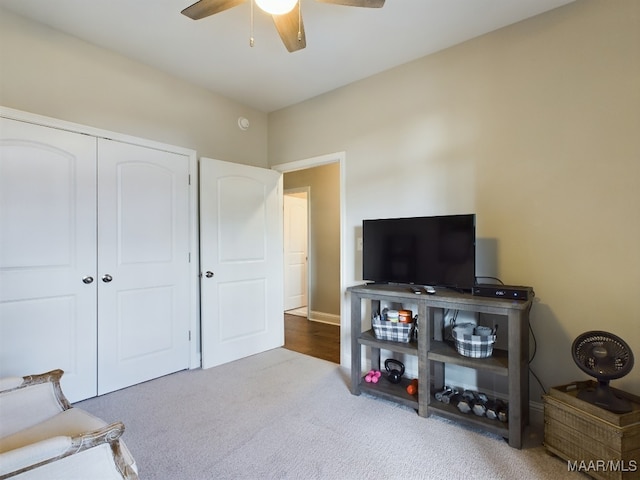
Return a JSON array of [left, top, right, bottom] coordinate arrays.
[[572, 330, 634, 414]]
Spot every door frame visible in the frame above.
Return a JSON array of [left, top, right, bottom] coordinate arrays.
[[272, 152, 346, 366], [283, 186, 310, 315], [0, 106, 202, 370]]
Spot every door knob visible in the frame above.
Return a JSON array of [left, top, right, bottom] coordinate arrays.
[[204, 271, 214, 278], [82, 276, 94, 284], [102, 274, 113, 283]]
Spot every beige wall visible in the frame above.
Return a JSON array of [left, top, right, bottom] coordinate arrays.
[[2, 1, 638, 400], [269, 0, 640, 398], [0, 9, 268, 167], [284, 163, 341, 319]]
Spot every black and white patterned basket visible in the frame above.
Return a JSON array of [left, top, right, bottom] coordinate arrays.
[[372, 316, 415, 343], [452, 329, 496, 358]]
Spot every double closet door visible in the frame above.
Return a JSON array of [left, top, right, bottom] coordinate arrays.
[[0, 117, 191, 402]]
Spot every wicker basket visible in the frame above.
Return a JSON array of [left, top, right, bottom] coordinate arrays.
[[544, 382, 640, 480], [452, 329, 496, 358], [372, 316, 415, 343]]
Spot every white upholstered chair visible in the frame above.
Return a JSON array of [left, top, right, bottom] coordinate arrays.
[[0, 370, 138, 479]]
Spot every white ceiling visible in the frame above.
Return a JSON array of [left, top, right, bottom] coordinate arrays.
[[1, 0, 574, 112]]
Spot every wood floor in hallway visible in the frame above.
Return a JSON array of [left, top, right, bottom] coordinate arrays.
[[283, 313, 340, 364]]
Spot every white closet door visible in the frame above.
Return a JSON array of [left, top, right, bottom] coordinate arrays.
[[0, 117, 98, 402], [96, 139, 191, 395]]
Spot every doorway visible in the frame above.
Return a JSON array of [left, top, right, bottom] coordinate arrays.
[[273, 153, 344, 365]]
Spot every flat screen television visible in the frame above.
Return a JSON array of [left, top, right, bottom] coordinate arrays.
[[362, 214, 476, 291]]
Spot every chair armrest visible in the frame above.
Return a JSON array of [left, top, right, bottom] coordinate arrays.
[[69, 421, 125, 454], [0, 370, 72, 438], [12, 370, 71, 410], [0, 422, 132, 479], [0, 436, 72, 478]]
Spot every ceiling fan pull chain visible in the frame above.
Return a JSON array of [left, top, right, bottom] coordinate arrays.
[[250, 0, 255, 47], [298, 1, 302, 41]]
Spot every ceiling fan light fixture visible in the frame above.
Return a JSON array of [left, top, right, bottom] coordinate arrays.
[[255, 0, 298, 15]]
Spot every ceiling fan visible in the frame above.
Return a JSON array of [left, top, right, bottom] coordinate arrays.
[[181, 0, 385, 52]]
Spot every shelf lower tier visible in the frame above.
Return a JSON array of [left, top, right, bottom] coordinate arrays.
[[358, 375, 419, 411], [427, 401, 509, 438]]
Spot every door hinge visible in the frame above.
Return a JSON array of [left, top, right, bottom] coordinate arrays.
[[188, 174, 191, 186], [189, 330, 191, 341], [188, 252, 191, 263]]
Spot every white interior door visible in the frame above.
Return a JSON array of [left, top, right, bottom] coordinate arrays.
[[284, 191, 308, 311], [199, 158, 283, 369], [96, 139, 191, 394], [0, 117, 98, 402]]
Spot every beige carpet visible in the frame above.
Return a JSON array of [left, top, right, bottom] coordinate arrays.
[[76, 349, 580, 480]]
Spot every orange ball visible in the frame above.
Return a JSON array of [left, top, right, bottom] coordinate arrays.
[[406, 379, 418, 395]]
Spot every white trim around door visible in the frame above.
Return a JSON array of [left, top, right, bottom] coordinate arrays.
[[272, 151, 347, 367]]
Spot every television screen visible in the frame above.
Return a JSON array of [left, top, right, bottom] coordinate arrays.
[[362, 214, 476, 290]]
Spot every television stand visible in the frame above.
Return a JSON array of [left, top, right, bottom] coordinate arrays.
[[348, 283, 532, 449]]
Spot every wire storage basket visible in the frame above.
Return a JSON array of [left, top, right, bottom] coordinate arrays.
[[372, 315, 415, 343], [452, 327, 497, 358]]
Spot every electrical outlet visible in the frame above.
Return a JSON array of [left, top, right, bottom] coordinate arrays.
[[357, 237, 363, 251]]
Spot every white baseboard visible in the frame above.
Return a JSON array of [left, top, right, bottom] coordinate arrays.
[[529, 399, 544, 426], [190, 352, 202, 369], [309, 310, 340, 326]]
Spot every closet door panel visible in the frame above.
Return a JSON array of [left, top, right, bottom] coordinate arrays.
[[0, 118, 97, 402], [97, 139, 190, 395]]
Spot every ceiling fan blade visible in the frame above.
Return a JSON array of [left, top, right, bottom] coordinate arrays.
[[272, 6, 306, 53], [181, 0, 247, 20], [315, 0, 384, 7]]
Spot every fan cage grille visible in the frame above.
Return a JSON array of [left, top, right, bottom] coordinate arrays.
[[572, 331, 634, 380]]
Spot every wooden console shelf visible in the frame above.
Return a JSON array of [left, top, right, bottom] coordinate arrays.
[[428, 341, 509, 375], [348, 283, 532, 448]]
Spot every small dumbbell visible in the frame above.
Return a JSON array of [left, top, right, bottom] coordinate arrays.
[[440, 388, 459, 404], [435, 386, 452, 402], [364, 370, 382, 383], [486, 399, 507, 421], [457, 390, 477, 414], [472, 392, 489, 417], [497, 402, 509, 423]]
